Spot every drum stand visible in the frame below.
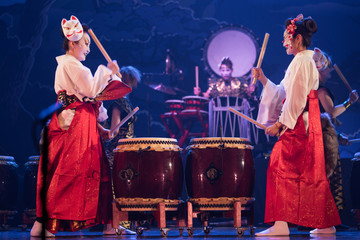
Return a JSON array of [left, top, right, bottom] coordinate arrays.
[[161, 111, 208, 147], [0, 210, 17, 230], [112, 198, 186, 237], [186, 197, 255, 237], [20, 209, 36, 230]]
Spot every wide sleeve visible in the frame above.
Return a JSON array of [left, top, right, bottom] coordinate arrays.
[[278, 59, 312, 129], [64, 61, 115, 100], [256, 79, 286, 127]]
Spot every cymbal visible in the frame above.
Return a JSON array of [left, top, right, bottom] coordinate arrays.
[[146, 83, 176, 95], [173, 87, 187, 93]]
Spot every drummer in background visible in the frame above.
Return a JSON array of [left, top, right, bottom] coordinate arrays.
[[102, 66, 141, 235], [103, 66, 141, 168], [313, 47, 358, 229], [314, 47, 359, 144], [193, 57, 255, 100]]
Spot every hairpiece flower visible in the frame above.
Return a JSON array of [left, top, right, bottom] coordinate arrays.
[[286, 14, 304, 41]]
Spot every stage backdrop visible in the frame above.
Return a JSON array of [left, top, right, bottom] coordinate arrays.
[[0, 0, 359, 226]]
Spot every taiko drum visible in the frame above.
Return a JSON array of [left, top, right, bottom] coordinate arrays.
[[185, 137, 254, 198], [113, 137, 183, 199], [0, 156, 19, 210]]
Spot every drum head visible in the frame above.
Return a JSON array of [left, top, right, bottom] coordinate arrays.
[[203, 26, 259, 78], [182, 95, 210, 102]]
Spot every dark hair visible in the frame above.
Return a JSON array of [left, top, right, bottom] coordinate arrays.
[[219, 57, 233, 70], [285, 17, 317, 47], [61, 24, 89, 52], [120, 66, 142, 89]]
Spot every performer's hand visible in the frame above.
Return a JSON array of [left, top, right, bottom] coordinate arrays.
[[194, 87, 202, 96], [100, 128, 113, 140], [265, 122, 283, 137], [252, 67, 268, 86], [97, 123, 114, 140], [107, 60, 120, 75], [338, 133, 350, 146], [349, 90, 359, 104]]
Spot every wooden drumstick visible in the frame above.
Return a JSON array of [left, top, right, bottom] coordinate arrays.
[[333, 64, 360, 103], [349, 138, 360, 143], [88, 29, 122, 78], [229, 107, 266, 130], [195, 66, 199, 88], [110, 107, 139, 136], [252, 33, 270, 85]]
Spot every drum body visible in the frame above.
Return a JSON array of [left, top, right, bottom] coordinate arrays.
[[182, 95, 209, 113], [0, 156, 19, 210], [185, 137, 254, 198], [113, 138, 183, 199], [165, 99, 185, 114], [23, 156, 39, 210]]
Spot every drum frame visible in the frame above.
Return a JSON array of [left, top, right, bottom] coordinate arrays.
[[112, 198, 186, 237], [186, 197, 255, 237], [161, 110, 209, 147], [209, 96, 259, 143]]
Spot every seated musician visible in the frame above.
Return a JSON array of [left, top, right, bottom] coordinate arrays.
[[193, 57, 255, 100]]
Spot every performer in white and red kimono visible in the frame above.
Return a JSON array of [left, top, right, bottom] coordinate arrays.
[[253, 14, 341, 236], [30, 15, 131, 237]]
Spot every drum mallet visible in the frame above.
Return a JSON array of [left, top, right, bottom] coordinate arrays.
[[110, 107, 139, 136], [349, 138, 360, 144], [252, 33, 270, 85], [229, 107, 266, 130], [88, 28, 122, 79], [195, 66, 199, 96], [333, 64, 360, 104]]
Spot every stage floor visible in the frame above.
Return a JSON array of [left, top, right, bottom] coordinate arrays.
[[1, 226, 359, 239]]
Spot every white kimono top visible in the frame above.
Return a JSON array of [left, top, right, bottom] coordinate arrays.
[[257, 50, 319, 130], [54, 54, 120, 127]]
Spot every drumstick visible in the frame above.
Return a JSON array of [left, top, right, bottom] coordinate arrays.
[[252, 33, 270, 85], [333, 64, 360, 103], [349, 138, 360, 143], [88, 29, 122, 79], [110, 107, 139, 136], [195, 66, 199, 88], [229, 107, 266, 130]]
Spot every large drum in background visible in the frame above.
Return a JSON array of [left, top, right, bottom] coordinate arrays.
[[182, 95, 209, 113], [0, 156, 19, 210], [185, 137, 254, 198], [23, 156, 39, 210], [113, 137, 183, 199], [202, 26, 259, 79]]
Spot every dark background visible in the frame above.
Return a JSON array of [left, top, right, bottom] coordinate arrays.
[[0, 0, 359, 227]]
